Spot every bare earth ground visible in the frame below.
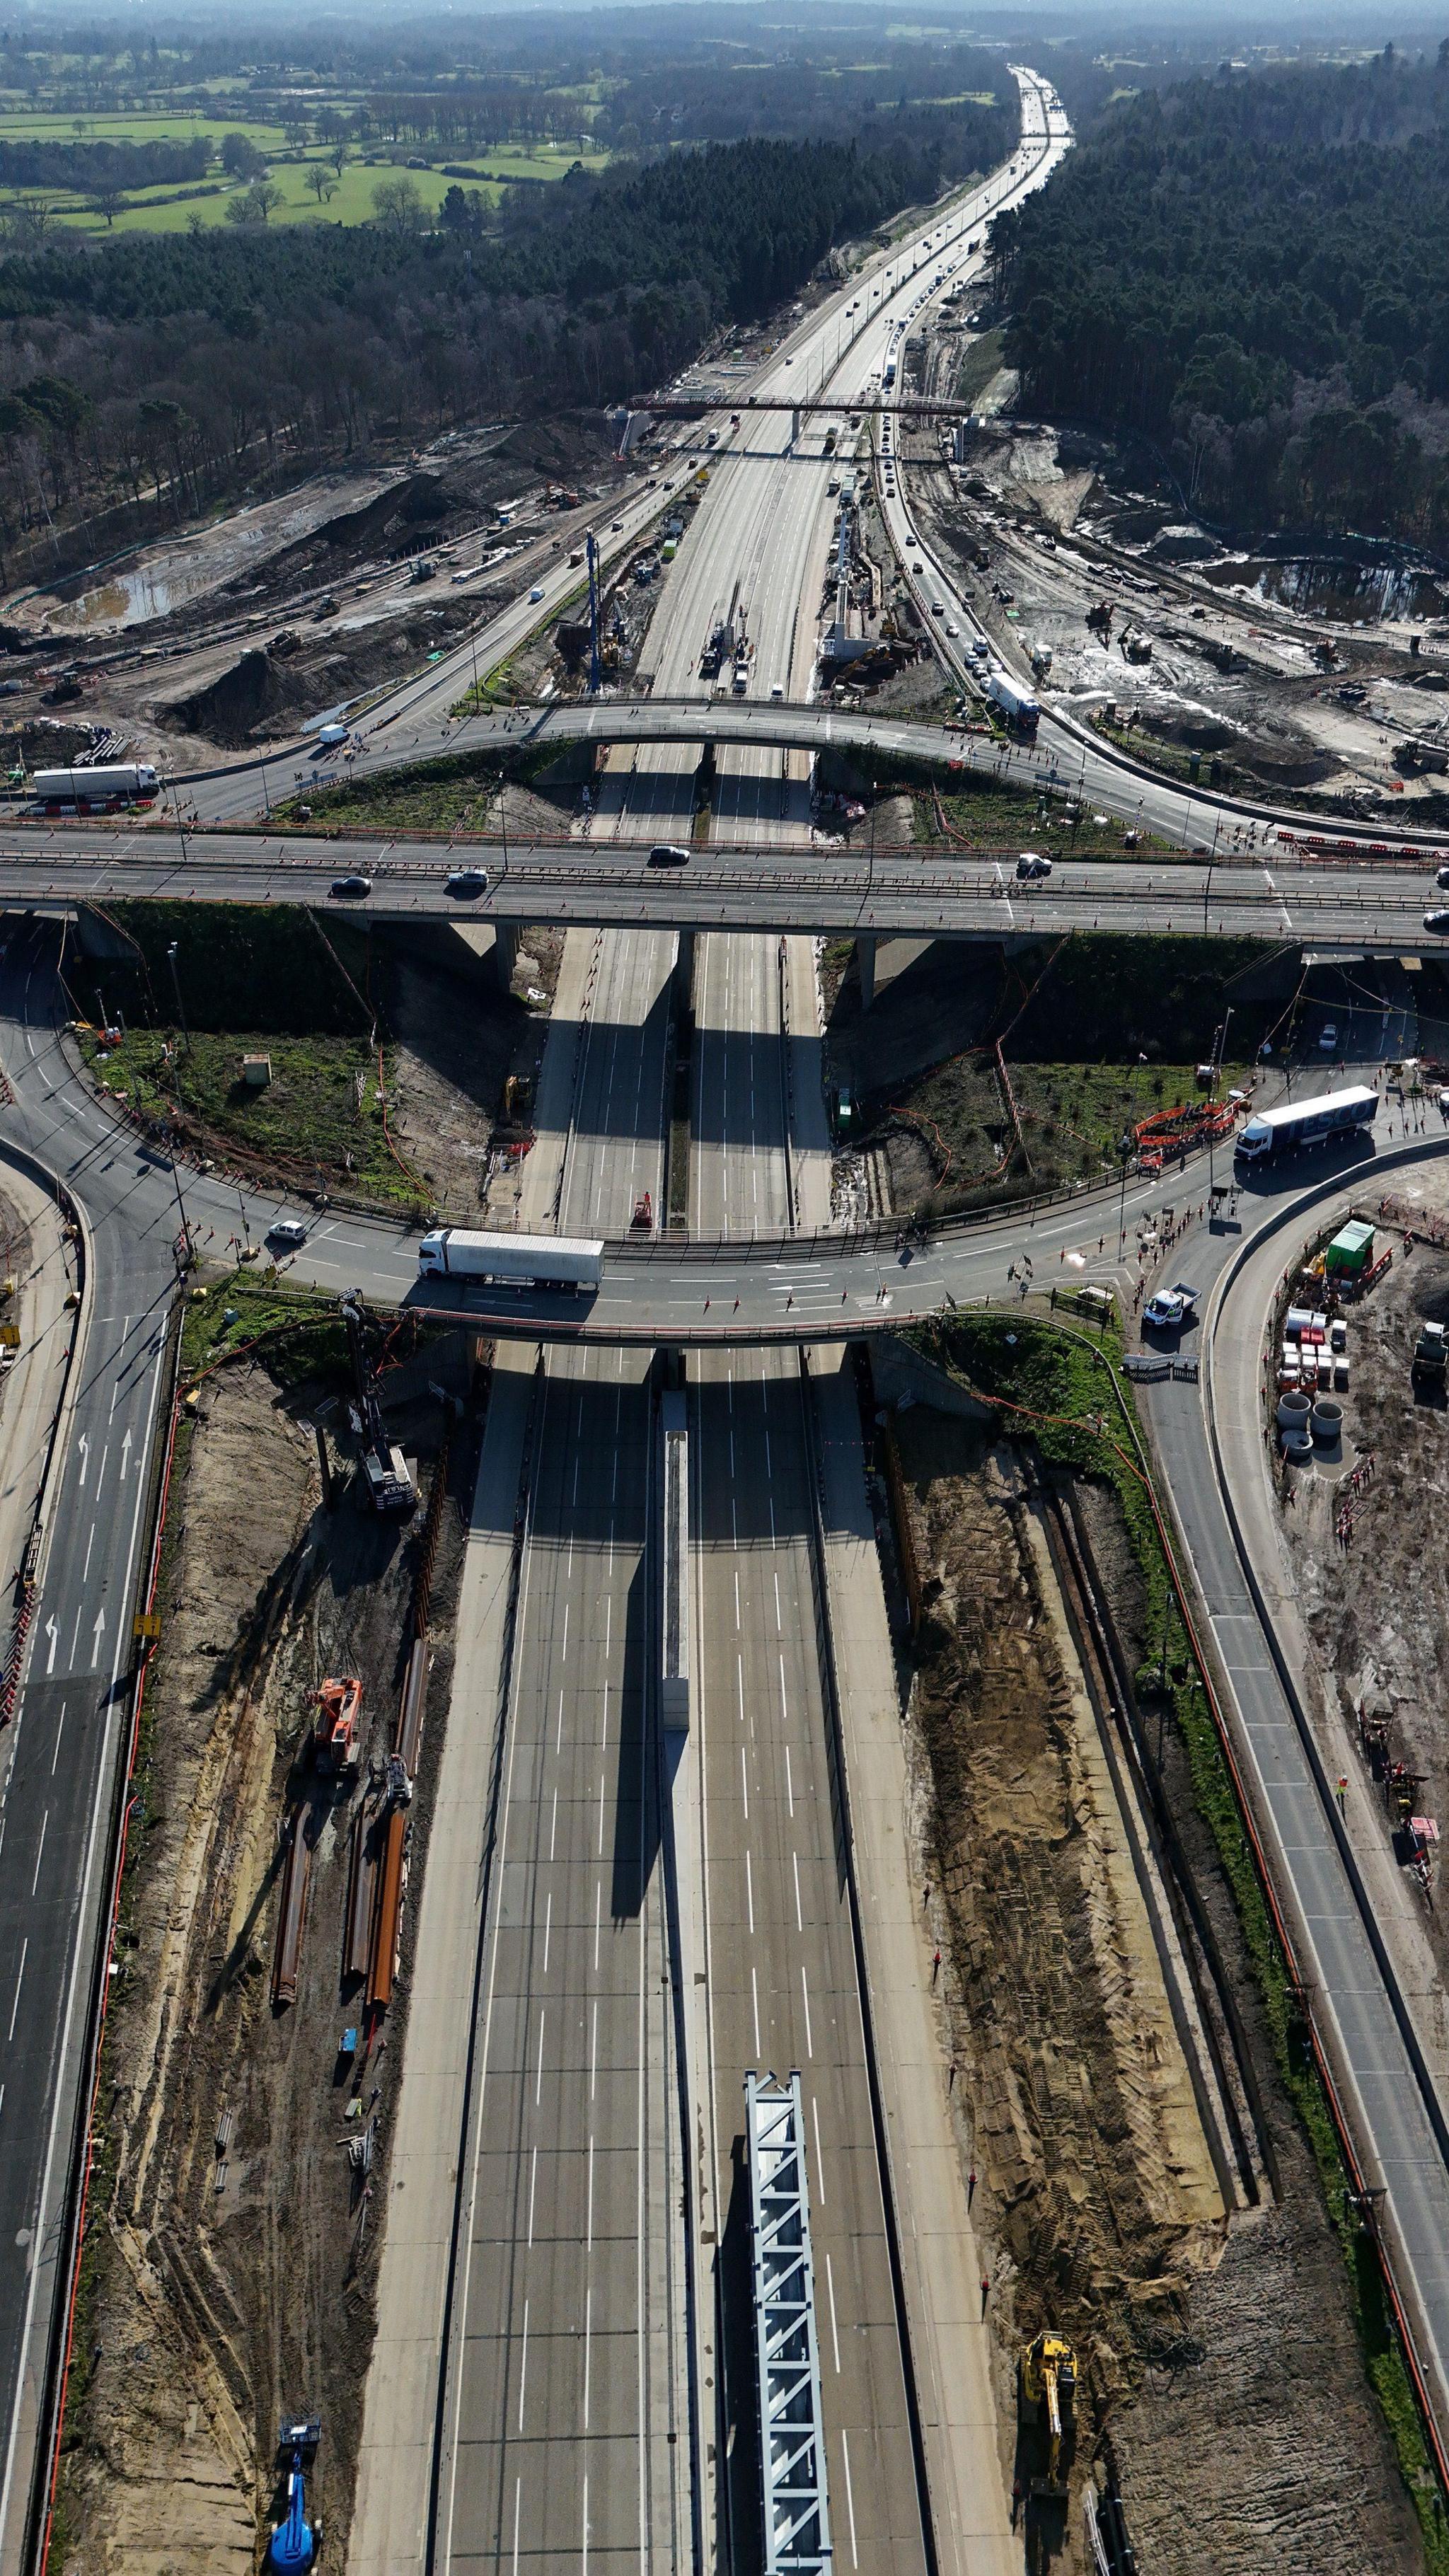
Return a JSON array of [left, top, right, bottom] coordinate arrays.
[[894, 1406, 1424, 2574], [55, 1334, 473, 2572], [386, 926, 560, 1214]]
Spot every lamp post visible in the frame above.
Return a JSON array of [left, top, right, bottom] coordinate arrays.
[[167, 940, 190, 1055]]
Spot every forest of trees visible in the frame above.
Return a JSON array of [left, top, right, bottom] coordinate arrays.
[[0, 134, 210, 192], [995, 50, 1449, 550], [0, 99, 1017, 574]]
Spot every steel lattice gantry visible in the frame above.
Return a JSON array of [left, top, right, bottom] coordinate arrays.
[[745, 2071, 833, 2576]]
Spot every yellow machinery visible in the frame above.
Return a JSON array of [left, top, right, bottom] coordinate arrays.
[[1021, 2330, 1077, 2495]]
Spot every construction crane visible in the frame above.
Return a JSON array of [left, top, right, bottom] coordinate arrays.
[[1021, 2328, 1078, 2497]]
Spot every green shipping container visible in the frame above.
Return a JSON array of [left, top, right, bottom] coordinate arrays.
[[1324, 1219, 1375, 1276]]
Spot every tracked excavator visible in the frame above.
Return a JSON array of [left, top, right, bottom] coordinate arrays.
[[1020, 2329, 1077, 2499]]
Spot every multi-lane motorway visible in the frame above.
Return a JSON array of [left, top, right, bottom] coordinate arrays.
[[6, 57, 1449, 2576]]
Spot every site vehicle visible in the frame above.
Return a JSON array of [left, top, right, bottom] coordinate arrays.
[[1143, 1282, 1199, 1332], [316, 723, 350, 749], [31, 761, 159, 807], [630, 1191, 653, 1231], [417, 1228, 604, 1293], [1020, 2330, 1077, 2495], [1414, 1321, 1448, 1386], [985, 666, 1040, 736], [313, 1676, 362, 1774], [1235, 1085, 1378, 1160]]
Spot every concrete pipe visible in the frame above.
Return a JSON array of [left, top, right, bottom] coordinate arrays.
[[1310, 1399, 1344, 1444], [1276, 1390, 1312, 1430]]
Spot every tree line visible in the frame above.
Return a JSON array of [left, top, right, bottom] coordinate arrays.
[[993, 49, 1449, 548], [0, 103, 1018, 577]]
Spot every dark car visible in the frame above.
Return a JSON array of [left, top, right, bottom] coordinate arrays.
[[446, 867, 489, 898], [648, 843, 691, 867], [329, 874, 372, 900]]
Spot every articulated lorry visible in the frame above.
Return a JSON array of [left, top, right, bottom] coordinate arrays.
[[30, 761, 159, 807], [984, 666, 1040, 736]]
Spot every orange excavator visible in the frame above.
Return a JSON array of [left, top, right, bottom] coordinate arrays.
[[313, 1677, 362, 1775]]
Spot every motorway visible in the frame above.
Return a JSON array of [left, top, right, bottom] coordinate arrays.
[[7, 61, 1449, 2576]]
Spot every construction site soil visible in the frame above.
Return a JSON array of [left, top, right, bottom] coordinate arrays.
[[54, 1327, 475, 2574], [1278, 1162, 1449, 1994], [892, 1404, 1425, 2573]]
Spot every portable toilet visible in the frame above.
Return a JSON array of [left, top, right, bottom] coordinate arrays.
[[1324, 1220, 1375, 1280]]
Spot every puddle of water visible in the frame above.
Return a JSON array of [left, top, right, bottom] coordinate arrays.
[[62, 557, 224, 629], [1202, 553, 1448, 624]]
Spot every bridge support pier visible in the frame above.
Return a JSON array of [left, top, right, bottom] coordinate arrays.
[[856, 933, 877, 1012], [490, 922, 519, 995], [674, 927, 695, 1012]]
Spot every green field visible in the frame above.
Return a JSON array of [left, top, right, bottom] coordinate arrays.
[[0, 109, 605, 233]]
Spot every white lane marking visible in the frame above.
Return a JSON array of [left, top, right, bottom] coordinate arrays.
[[751, 1965, 762, 2060], [517, 2298, 529, 2432], [590, 1997, 598, 2101], [583, 2285, 592, 2430], [50, 1701, 64, 1774], [512, 2479, 521, 2576], [549, 1787, 558, 1861], [557, 1689, 565, 1757], [543, 1891, 553, 1978], [535, 2008, 546, 2106], [560, 1602, 569, 1665], [812, 2094, 826, 2203], [30, 1811, 46, 1897], [800, 1964, 814, 2059], [784, 1740, 795, 1818], [598, 1770, 606, 1854], [740, 1746, 749, 1819], [6, 1939, 26, 2043], [587, 2135, 595, 2251], [94, 1443, 108, 1503], [792, 1849, 803, 1932], [527, 2144, 538, 2248], [76, 1433, 88, 1486], [594, 1879, 602, 1974], [746, 1848, 755, 1936], [81, 1523, 95, 1583], [44, 1619, 56, 1678], [841, 2430, 859, 2569], [737, 1656, 744, 1726], [825, 2251, 842, 2373]]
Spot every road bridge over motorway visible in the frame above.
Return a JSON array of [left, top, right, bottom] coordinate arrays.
[[11, 825, 1448, 983]]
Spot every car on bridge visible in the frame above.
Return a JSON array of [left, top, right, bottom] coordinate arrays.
[[1426, 909, 1449, 934], [446, 867, 490, 898], [1015, 851, 1051, 879], [649, 842, 691, 867], [330, 874, 372, 900]]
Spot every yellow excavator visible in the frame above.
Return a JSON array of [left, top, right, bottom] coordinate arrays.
[[1020, 2330, 1078, 2497]]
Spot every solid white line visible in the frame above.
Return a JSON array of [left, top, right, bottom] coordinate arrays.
[[81, 1523, 95, 1584], [785, 1740, 794, 1818], [50, 1702, 64, 1775], [543, 1890, 553, 1977], [745, 1847, 755, 1935], [740, 1744, 749, 1819], [587, 2135, 595, 2251], [594, 1878, 601, 1973], [792, 1849, 803, 1932], [800, 1963, 814, 2060], [527, 2144, 538, 2248], [812, 2093, 826, 2203], [550, 1786, 558, 1861], [751, 1965, 762, 2060], [30, 1812, 46, 1898], [535, 2007, 546, 2106], [518, 2298, 529, 2432], [583, 2284, 592, 2430], [6, 1939, 25, 2043], [591, 1996, 598, 2101], [512, 2476, 521, 2576], [825, 2251, 842, 2373], [841, 2430, 859, 2569]]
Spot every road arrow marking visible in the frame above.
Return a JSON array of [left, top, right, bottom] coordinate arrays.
[[44, 1619, 57, 1677], [76, 1433, 88, 1486], [90, 1608, 105, 1671], [120, 1428, 132, 1482]]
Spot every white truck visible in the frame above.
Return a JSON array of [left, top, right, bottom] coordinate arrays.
[[1234, 1085, 1378, 1161], [984, 666, 1040, 736], [416, 1228, 604, 1293], [30, 761, 159, 807]]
